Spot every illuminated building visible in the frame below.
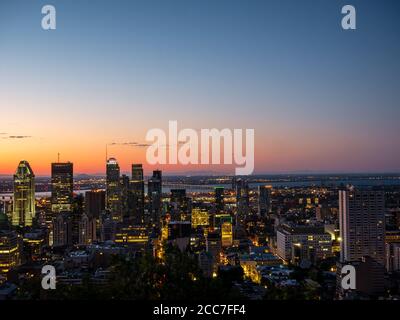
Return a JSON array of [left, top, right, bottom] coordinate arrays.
[[148, 170, 162, 223], [153, 239, 165, 260], [240, 261, 261, 284], [215, 187, 224, 213], [276, 224, 332, 264], [23, 230, 46, 258], [51, 162, 73, 213], [0, 196, 13, 218], [214, 213, 233, 248], [190, 231, 207, 253], [106, 158, 121, 220], [12, 160, 35, 227], [258, 185, 272, 217], [214, 213, 231, 228], [114, 225, 149, 250], [221, 221, 233, 247], [128, 164, 144, 224], [339, 187, 385, 266], [191, 207, 209, 228], [241, 246, 282, 268], [0, 230, 22, 274], [324, 224, 341, 253], [161, 223, 169, 241]]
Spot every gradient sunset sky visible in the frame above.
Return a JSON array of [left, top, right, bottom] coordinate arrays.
[[1, 0, 399, 176]]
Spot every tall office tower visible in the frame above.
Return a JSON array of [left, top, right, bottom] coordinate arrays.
[[85, 190, 105, 219], [215, 187, 224, 213], [106, 158, 121, 220], [170, 189, 190, 221], [52, 213, 73, 247], [70, 194, 84, 245], [236, 179, 249, 218], [221, 217, 233, 247], [129, 164, 145, 224], [51, 162, 73, 213], [120, 174, 130, 220], [12, 160, 36, 227], [191, 207, 209, 228], [0, 230, 22, 274], [148, 170, 162, 223], [258, 185, 272, 217], [78, 213, 97, 245], [339, 187, 385, 266]]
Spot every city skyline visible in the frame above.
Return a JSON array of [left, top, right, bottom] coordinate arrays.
[[2, 157, 400, 178], [2, 0, 400, 306], [1, 0, 400, 175]]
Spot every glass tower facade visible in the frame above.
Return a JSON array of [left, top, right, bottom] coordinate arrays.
[[12, 160, 35, 226], [51, 162, 73, 213]]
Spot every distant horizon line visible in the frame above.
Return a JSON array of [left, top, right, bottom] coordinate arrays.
[[1, 171, 400, 178]]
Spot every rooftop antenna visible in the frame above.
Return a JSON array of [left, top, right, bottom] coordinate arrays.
[[57, 152, 60, 163], [106, 144, 108, 162]]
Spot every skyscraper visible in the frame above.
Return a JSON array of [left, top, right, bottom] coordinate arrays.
[[215, 187, 224, 213], [12, 160, 35, 227], [51, 162, 73, 213], [85, 189, 105, 219], [52, 213, 73, 247], [236, 179, 249, 218], [106, 158, 121, 220], [79, 213, 97, 245], [339, 187, 385, 266], [129, 164, 144, 224], [258, 185, 272, 217], [120, 174, 130, 220], [170, 189, 190, 221], [148, 170, 162, 223]]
